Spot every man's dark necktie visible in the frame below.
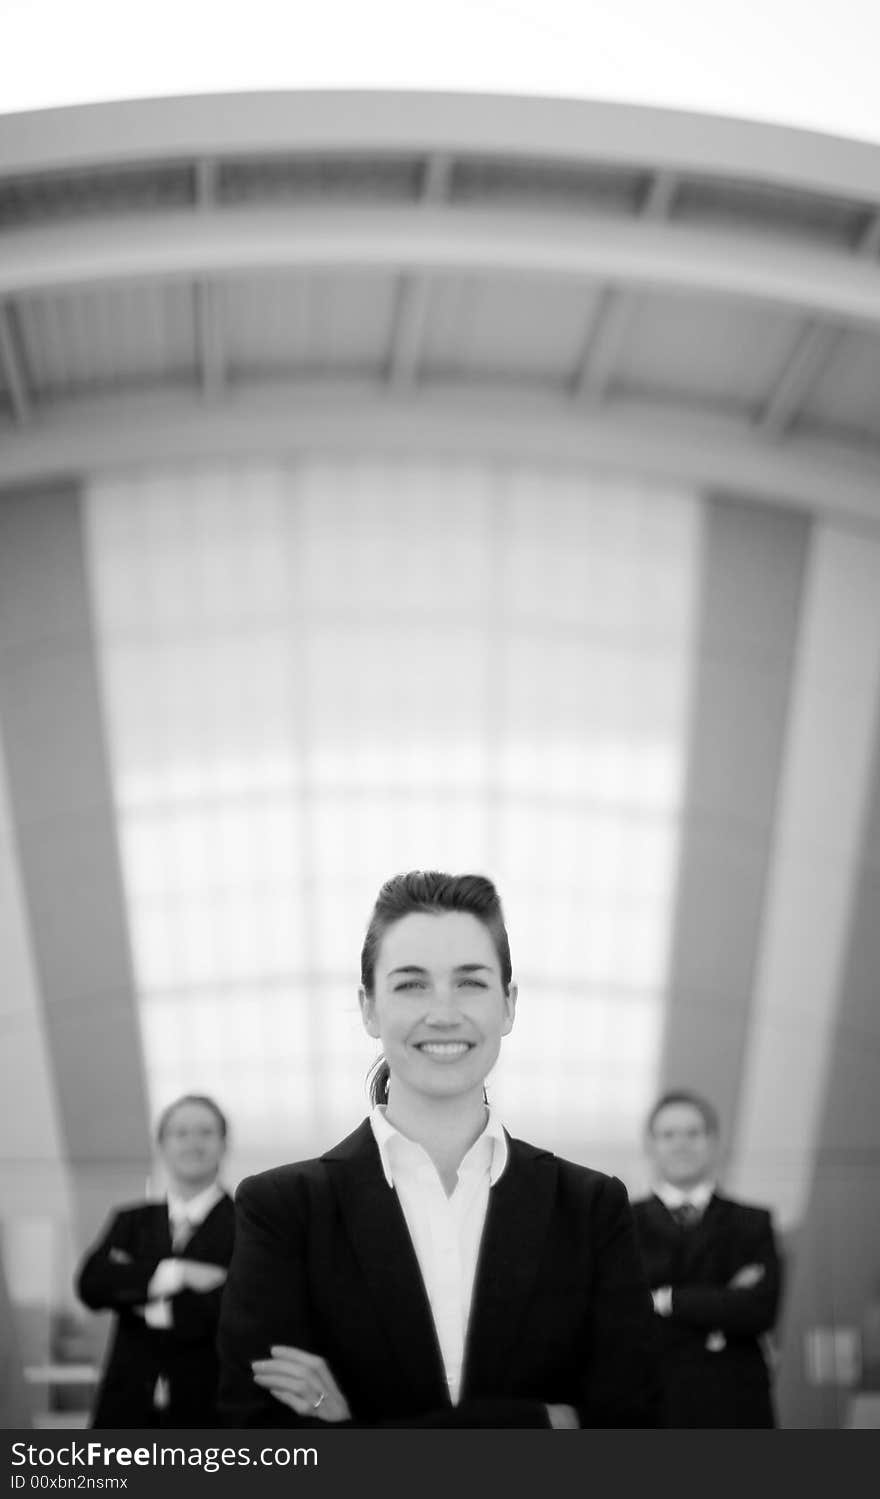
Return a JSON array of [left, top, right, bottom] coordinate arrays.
[[671, 1202, 701, 1229]]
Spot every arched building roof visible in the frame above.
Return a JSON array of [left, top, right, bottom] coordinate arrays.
[[1, 90, 879, 525]]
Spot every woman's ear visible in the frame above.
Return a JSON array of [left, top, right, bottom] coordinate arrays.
[[359, 985, 381, 1039], [501, 980, 518, 1036]]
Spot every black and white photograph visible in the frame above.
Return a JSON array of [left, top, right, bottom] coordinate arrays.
[[1, 0, 879, 1455]]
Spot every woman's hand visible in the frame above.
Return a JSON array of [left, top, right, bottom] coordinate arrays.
[[252, 1345, 351, 1423], [546, 1403, 580, 1428]]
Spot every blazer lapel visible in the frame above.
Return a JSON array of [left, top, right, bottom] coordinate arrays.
[[180, 1192, 231, 1257], [322, 1122, 450, 1410], [680, 1191, 725, 1259], [647, 1192, 720, 1241], [146, 1202, 172, 1257], [461, 1137, 556, 1398], [645, 1193, 681, 1238]]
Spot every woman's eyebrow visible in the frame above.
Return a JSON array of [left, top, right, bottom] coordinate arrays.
[[387, 962, 492, 976]]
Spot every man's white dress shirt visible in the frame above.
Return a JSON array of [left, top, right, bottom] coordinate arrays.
[[140, 1180, 224, 1411], [369, 1105, 507, 1405], [651, 1180, 715, 1317], [143, 1181, 225, 1329], [653, 1179, 715, 1215]]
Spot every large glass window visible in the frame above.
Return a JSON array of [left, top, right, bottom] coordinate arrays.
[[86, 458, 698, 1171]]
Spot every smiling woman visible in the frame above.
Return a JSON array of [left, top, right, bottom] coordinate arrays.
[[216, 871, 661, 1428]]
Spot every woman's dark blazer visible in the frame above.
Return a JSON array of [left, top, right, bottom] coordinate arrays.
[[217, 1121, 661, 1428], [76, 1193, 235, 1428]]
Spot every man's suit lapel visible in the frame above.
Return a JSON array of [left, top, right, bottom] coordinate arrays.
[[180, 1192, 232, 1257], [142, 1202, 172, 1257], [694, 1192, 725, 1233], [322, 1122, 450, 1409], [647, 1191, 724, 1240], [679, 1192, 727, 1267], [645, 1193, 680, 1239], [461, 1137, 556, 1398]]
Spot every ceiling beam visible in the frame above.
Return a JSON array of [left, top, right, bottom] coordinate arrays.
[[757, 206, 880, 436], [1, 383, 878, 531], [859, 210, 880, 259], [192, 160, 225, 399], [3, 207, 880, 329], [0, 302, 31, 425], [387, 276, 433, 389], [757, 322, 841, 437], [3, 92, 880, 206], [195, 158, 218, 208], [572, 291, 635, 401], [641, 169, 679, 219], [421, 153, 453, 202], [387, 154, 451, 389], [573, 169, 677, 401], [194, 281, 225, 400]]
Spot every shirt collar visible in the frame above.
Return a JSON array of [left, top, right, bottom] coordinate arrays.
[[369, 1105, 508, 1189], [654, 1179, 716, 1212], [166, 1180, 224, 1227]]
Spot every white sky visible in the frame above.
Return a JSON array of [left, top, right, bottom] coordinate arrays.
[[1, 0, 879, 146]]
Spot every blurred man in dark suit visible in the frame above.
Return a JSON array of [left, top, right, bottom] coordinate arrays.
[[76, 1094, 235, 1427], [631, 1090, 782, 1427]]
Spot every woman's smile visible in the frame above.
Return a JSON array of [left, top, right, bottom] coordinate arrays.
[[413, 1040, 475, 1059]]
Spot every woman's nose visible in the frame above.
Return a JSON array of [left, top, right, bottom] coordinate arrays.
[[424, 987, 462, 1021]]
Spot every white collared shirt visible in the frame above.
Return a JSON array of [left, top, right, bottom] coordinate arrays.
[[653, 1179, 716, 1214], [651, 1180, 716, 1319], [144, 1181, 225, 1326], [167, 1181, 225, 1246], [141, 1180, 225, 1410], [369, 1105, 508, 1405]]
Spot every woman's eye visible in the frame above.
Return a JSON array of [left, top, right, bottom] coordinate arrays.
[[394, 980, 425, 991], [459, 978, 487, 988]]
